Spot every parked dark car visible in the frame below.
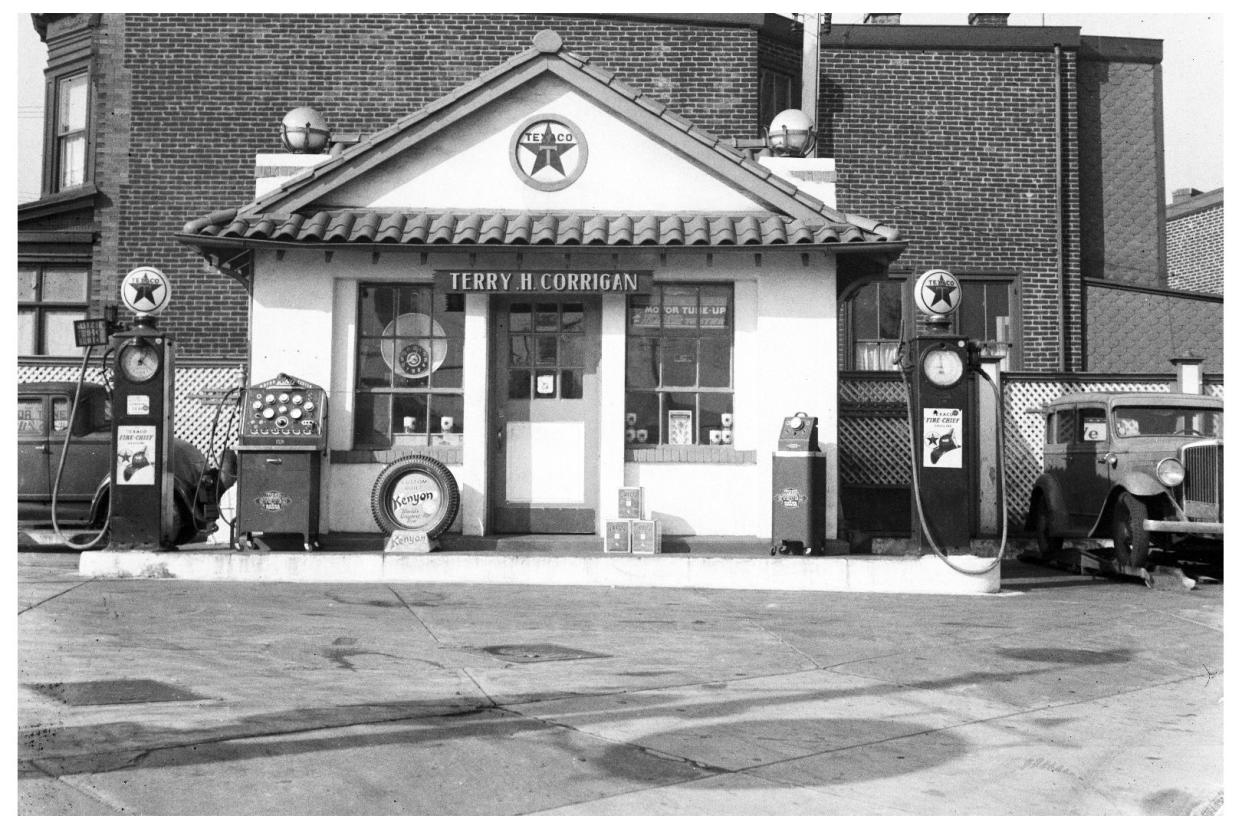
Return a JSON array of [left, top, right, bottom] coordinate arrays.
[[18, 382, 230, 546], [1026, 391, 1223, 569]]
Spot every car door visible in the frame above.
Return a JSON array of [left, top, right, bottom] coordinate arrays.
[[1064, 404, 1112, 531], [57, 391, 112, 515], [17, 394, 51, 521]]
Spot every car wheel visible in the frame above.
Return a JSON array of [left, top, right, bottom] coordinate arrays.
[[370, 455, 460, 538], [1112, 492, 1150, 570], [1033, 498, 1062, 559]]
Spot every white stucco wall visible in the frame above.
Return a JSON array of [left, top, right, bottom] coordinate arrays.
[[248, 247, 839, 540], [330, 78, 766, 215]]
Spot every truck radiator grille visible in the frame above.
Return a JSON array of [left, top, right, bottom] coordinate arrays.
[[1182, 443, 1223, 521]]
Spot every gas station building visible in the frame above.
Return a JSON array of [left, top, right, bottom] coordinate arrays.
[[177, 30, 904, 542]]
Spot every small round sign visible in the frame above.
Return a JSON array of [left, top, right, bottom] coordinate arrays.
[[913, 269, 962, 317], [121, 266, 172, 317]]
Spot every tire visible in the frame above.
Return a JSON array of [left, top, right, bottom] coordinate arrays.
[[370, 455, 460, 538], [1033, 497, 1062, 559], [1112, 492, 1151, 570]]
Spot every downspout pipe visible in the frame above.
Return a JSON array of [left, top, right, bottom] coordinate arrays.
[[1053, 44, 1067, 370]]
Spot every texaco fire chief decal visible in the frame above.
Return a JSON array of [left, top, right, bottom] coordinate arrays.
[[511, 115, 588, 191]]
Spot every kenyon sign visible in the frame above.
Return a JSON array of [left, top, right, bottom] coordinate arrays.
[[434, 270, 654, 294]]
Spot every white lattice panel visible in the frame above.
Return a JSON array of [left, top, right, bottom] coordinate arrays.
[[18, 362, 245, 461]]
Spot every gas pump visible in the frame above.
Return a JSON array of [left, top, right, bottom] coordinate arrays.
[[899, 269, 1008, 572], [107, 267, 178, 549]]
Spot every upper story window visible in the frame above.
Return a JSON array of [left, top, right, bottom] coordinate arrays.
[[18, 265, 89, 356], [45, 69, 90, 193], [759, 67, 795, 134]]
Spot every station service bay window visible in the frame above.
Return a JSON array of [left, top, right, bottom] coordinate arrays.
[[18, 265, 89, 356], [354, 284, 464, 447], [626, 285, 734, 446]]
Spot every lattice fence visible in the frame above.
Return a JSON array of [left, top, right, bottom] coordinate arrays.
[[839, 373, 911, 486], [18, 360, 245, 461]]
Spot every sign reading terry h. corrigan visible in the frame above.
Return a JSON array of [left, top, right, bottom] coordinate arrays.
[[434, 270, 653, 294]]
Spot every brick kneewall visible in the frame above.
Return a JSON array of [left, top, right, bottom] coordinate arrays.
[[1166, 206, 1224, 295], [819, 47, 1079, 372], [112, 13, 763, 355]]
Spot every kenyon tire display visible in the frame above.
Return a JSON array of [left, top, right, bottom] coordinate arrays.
[[370, 455, 460, 537]]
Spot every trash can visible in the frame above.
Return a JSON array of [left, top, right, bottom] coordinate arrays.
[[771, 411, 826, 556]]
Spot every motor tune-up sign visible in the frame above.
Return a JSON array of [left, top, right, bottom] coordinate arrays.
[[922, 408, 963, 469]]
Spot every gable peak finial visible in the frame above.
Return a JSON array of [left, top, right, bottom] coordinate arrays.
[[532, 29, 562, 53]]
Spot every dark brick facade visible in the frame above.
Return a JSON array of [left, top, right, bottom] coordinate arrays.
[[66, 13, 779, 356], [1166, 189, 1223, 295], [25, 15, 1180, 374]]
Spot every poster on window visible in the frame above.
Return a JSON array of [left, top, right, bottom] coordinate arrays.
[[116, 425, 157, 485], [922, 408, 962, 469]]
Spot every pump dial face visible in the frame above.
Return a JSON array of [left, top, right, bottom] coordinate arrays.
[[119, 342, 161, 383], [922, 347, 964, 387]]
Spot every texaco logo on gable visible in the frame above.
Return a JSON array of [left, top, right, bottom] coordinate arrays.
[[511, 115, 588, 191], [120, 266, 171, 317]]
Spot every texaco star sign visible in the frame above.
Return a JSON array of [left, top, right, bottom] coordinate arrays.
[[511, 114, 589, 192], [913, 269, 962, 317], [120, 266, 172, 317]]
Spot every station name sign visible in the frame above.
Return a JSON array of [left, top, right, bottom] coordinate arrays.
[[434, 270, 654, 294]]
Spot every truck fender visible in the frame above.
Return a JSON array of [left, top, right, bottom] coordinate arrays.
[[1088, 485, 1178, 538], [1027, 474, 1070, 536]]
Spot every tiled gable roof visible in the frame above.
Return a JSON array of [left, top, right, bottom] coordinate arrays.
[[179, 29, 902, 257]]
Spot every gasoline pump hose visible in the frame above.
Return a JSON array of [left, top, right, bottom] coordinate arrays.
[[50, 345, 113, 551], [900, 358, 1008, 576]]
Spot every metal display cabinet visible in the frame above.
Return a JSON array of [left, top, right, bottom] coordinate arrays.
[[771, 412, 826, 556], [234, 374, 328, 551]]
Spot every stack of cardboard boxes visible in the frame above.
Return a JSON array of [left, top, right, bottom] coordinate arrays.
[[604, 487, 661, 554]]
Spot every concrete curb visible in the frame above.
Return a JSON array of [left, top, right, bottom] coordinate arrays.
[[78, 550, 1001, 594]]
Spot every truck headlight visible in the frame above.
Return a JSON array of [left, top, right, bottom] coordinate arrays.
[[1156, 458, 1185, 487]]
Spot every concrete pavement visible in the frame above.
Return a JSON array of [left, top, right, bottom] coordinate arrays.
[[17, 552, 1224, 815]]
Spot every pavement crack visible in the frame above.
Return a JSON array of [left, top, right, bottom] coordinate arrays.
[[18, 579, 94, 616], [387, 585, 444, 644]]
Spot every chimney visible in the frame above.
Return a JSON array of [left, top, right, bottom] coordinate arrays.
[[968, 13, 1010, 26], [1170, 356, 1205, 395], [864, 13, 901, 24], [1173, 187, 1204, 204]]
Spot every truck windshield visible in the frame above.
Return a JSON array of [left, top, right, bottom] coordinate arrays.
[[1112, 406, 1223, 438]]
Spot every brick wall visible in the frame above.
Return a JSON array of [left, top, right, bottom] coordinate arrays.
[[100, 13, 766, 355], [1166, 198, 1223, 295], [818, 43, 1080, 372]]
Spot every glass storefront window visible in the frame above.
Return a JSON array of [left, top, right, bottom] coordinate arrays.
[[353, 284, 464, 447], [625, 284, 733, 446]]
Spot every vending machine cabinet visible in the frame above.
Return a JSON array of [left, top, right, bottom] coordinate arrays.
[[235, 374, 327, 551], [771, 412, 826, 556]]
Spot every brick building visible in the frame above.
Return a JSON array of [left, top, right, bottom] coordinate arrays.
[[1165, 187, 1223, 295]]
